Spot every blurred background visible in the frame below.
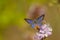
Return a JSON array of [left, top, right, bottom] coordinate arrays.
[[0, 0, 60, 40]]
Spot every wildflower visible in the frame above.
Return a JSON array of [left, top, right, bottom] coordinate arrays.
[[33, 24, 52, 40]]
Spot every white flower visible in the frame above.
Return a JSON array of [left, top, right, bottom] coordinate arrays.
[[33, 24, 52, 40]]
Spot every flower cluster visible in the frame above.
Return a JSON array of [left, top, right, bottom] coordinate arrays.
[[33, 24, 52, 40]]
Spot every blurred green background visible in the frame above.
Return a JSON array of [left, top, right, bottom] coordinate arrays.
[[0, 0, 60, 40]]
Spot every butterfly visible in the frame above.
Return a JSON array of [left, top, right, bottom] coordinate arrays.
[[24, 15, 45, 30]]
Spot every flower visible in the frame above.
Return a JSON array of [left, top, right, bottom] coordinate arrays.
[[33, 24, 52, 40]]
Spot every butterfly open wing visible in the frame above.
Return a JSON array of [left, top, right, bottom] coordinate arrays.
[[37, 14, 45, 22], [24, 18, 33, 24], [24, 18, 35, 28]]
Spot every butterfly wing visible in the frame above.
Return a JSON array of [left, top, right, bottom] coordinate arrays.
[[24, 18, 35, 28], [36, 15, 45, 26], [24, 18, 33, 24], [37, 15, 45, 22]]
